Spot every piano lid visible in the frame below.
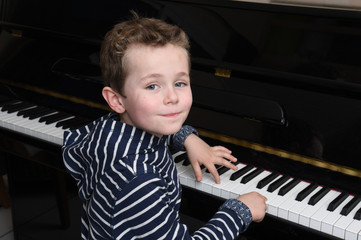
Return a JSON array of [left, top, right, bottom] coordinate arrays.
[[2, 0, 361, 89], [1, 0, 361, 176]]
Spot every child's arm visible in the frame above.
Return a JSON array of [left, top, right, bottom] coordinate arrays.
[[183, 133, 238, 184]]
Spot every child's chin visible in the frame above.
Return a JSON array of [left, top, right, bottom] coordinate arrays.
[[161, 126, 182, 136]]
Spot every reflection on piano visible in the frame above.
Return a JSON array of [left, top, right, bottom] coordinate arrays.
[[1, 0, 361, 239]]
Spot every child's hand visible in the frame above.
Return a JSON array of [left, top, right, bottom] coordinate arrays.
[[237, 192, 267, 222], [183, 134, 238, 184]]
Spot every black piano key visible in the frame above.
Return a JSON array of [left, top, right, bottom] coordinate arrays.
[[354, 207, 361, 220], [17, 106, 40, 116], [327, 191, 349, 211], [206, 164, 221, 173], [56, 117, 85, 129], [182, 157, 191, 166], [18, 106, 52, 118], [278, 177, 301, 196], [29, 108, 57, 120], [174, 152, 187, 163], [257, 171, 279, 189], [55, 117, 75, 128], [308, 187, 330, 206], [340, 196, 361, 216], [215, 162, 237, 176], [230, 164, 253, 181], [215, 166, 230, 176], [69, 119, 91, 130], [40, 112, 72, 124], [295, 182, 318, 202], [267, 175, 289, 193], [2, 102, 34, 113], [169, 147, 178, 155], [241, 167, 263, 184]]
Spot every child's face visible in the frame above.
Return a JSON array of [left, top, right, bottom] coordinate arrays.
[[119, 43, 192, 138]]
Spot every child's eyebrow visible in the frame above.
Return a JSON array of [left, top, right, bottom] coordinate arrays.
[[176, 72, 190, 78], [140, 73, 162, 81], [140, 72, 189, 81]]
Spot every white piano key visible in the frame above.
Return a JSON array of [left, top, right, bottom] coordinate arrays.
[[345, 219, 361, 240], [263, 177, 292, 215], [1, 111, 20, 129], [275, 181, 309, 219], [299, 189, 339, 227], [220, 166, 257, 199], [174, 153, 190, 175], [208, 163, 245, 198], [235, 170, 274, 196], [208, 162, 248, 199], [288, 185, 322, 223], [194, 169, 214, 192], [333, 200, 361, 239], [309, 190, 343, 231], [175, 162, 190, 177], [0, 105, 71, 145], [321, 195, 354, 235], [254, 173, 283, 198], [228, 169, 271, 196], [220, 163, 252, 199], [179, 167, 197, 188]]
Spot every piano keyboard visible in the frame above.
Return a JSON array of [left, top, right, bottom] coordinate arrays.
[[1, 98, 361, 239], [0, 99, 90, 146]]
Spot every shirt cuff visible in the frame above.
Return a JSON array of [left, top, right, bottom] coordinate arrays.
[[219, 198, 252, 232], [172, 125, 199, 151]]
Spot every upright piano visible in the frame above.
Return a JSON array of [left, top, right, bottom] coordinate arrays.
[[1, 0, 361, 239]]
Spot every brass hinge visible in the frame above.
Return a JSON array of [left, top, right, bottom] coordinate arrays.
[[11, 29, 23, 38], [215, 67, 231, 78]]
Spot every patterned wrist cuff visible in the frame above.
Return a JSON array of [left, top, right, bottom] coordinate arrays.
[[173, 125, 199, 151], [220, 199, 252, 231]]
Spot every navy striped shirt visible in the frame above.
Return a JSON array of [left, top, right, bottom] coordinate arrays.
[[62, 112, 252, 239]]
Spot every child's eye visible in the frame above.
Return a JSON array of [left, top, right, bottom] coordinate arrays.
[[146, 84, 159, 90], [175, 82, 186, 87]]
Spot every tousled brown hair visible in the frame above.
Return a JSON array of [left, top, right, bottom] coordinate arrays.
[[100, 12, 190, 95]]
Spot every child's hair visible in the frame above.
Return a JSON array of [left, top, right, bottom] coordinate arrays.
[[100, 11, 190, 96]]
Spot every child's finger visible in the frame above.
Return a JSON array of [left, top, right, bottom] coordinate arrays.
[[212, 147, 237, 162], [205, 164, 220, 184], [220, 159, 238, 171], [211, 146, 232, 153], [190, 162, 203, 182]]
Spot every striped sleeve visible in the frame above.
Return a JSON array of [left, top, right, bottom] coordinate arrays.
[[172, 125, 199, 151]]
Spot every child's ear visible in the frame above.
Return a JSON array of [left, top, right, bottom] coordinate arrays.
[[102, 87, 126, 114]]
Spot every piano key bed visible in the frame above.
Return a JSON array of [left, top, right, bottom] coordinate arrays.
[[0, 97, 360, 239]]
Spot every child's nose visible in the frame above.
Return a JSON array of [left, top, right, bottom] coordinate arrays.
[[164, 87, 179, 104]]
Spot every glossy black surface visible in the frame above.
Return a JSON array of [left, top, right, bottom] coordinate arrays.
[[1, 0, 361, 239], [1, 0, 361, 172]]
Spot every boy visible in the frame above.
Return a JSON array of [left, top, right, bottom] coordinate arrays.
[[62, 13, 266, 240]]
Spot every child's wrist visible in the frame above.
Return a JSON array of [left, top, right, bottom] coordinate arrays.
[[173, 125, 198, 150], [220, 199, 252, 231]]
